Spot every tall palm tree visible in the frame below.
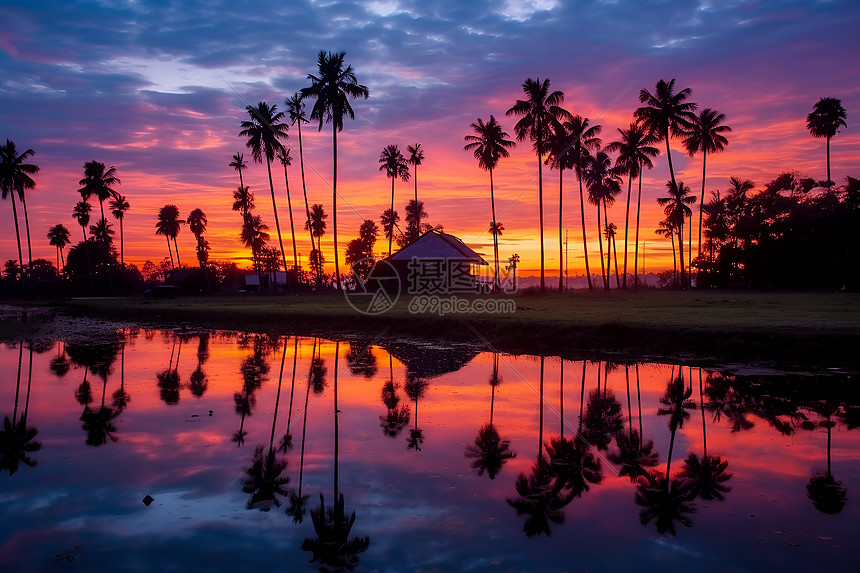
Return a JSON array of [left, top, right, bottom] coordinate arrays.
[[187, 208, 210, 276], [155, 204, 184, 270], [657, 181, 696, 288], [47, 224, 71, 275], [0, 139, 39, 274], [634, 79, 697, 190], [546, 121, 577, 291], [78, 161, 120, 222], [506, 78, 571, 292], [407, 143, 424, 204], [378, 145, 410, 257], [276, 147, 299, 270], [301, 50, 370, 291], [564, 117, 603, 290], [584, 150, 622, 289], [229, 152, 247, 189], [109, 194, 130, 266], [683, 108, 731, 280], [239, 101, 290, 280], [72, 200, 93, 292], [655, 219, 678, 286], [285, 92, 316, 265], [606, 122, 660, 288], [242, 214, 269, 285], [464, 115, 516, 291], [806, 97, 848, 185]]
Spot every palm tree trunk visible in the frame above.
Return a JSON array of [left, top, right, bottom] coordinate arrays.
[[699, 368, 707, 460], [633, 167, 643, 288], [596, 204, 606, 290], [625, 365, 632, 434], [9, 192, 24, 275], [298, 341, 312, 499], [559, 360, 564, 437], [579, 360, 587, 433], [119, 218, 124, 266], [664, 128, 677, 189], [83, 226, 93, 293], [636, 364, 643, 447], [677, 224, 685, 289], [826, 135, 831, 185], [578, 168, 593, 290], [388, 176, 395, 257], [297, 120, 314, 273], [265, 159, 289, 286], [281, 161, 299, 271], [165, 236, 174, 270], [60, 246, 66, 276], [13, 342, 23, 426], [623, 173, 632, 289], [332, 124, 341, 291], [20, 192, 33, 270], [670, 231, 677, 287], [490, 168, 499, 291], [612, 233, 620, 289], [413, 163, 418, 205], [697, 150, 707, 283], [284, 337, 299, 451], [269, 340, 287, 453], [537, 148, 545, 292], [538, 356, 544, 459], [173, 237, 181, 269], [687, 212, 692, 288], [558, 167, 564, 292]]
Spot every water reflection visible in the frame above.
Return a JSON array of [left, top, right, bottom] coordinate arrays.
[[0, 331, 858, 571]]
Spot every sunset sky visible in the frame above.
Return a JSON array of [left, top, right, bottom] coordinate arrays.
[[1, 0, 858, 277]]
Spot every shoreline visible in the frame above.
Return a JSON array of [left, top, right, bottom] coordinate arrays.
[[2, 290, 859, 371]]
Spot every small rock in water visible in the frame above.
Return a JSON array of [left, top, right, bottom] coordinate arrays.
[[209, 410, 214, 417], [142, 495, 154, 506]]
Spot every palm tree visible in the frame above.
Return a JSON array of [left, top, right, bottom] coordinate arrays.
[[72, 200, 93, 292], [285, 92, 316, 265], [465, 353, 516, 477], [242, 214, 270, 286], [78, 161, 120, 222], [276, 147, 299, 270], [229, 152, 247, 189], [380, 208, 400, 254], [657, 181, 696, 288], [604, 222, 620, 288], [232, 185, 254, 217], [561, 117, 603, 290], [301, 50, 370, 291], [634, 79, 697, 190], [108, 194, 130, 266], [683, 108, 731, 280], [155, 204, 184, 271], [0, 139, 39, 274], [584, 150, 622, 289], [90, 218, 114, 245], [546, 121, 576, 291], [655, 219, 678, 286], [306, 203, 328, 284], [506, 78, 571, 292], [606, 122, 659, 288], [403, 199, 428, 246], [464, 115, 516, 290], [379, 145, 410, 257], [187, 208, 210, 287], [239, 101, 290, 280], [47, 224, 71, 275], [407, 143, 424, 204], [806, 97, 848, 185]]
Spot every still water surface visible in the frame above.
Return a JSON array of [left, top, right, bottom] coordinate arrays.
[[1, 329, 858, 571]]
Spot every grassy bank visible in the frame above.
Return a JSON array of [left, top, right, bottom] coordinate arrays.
[[25, 289, 858, 369]]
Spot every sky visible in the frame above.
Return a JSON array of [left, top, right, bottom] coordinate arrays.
[[1, 0, 859, 277]]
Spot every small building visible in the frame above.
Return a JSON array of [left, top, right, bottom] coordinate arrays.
[[387, 230, 489, 295]]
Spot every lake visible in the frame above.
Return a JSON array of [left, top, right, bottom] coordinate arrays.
[[1, 328, 858, 571]]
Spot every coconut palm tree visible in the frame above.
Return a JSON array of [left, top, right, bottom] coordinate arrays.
[[806, 97, 848, 185], [229, 152, 247, 189], [402, 199, 428, 246], [239, 101, 290, 280], [301, 50, 370, 291], [406, 143, 424, 205], [285, 92, 315, 264], [657, 181, 696, 288], [634, 79, 697, 190], [47, 224, 71, 275], [0, 139, 39, 274], [464, 115, 516, 290], [275, 147, 299, 271], [682, 108, 731, 280], [72, 200, 93, 292], [306, 204, 328, 285], [108, 194, 130, 266], [232, 185, 254, 217], [655, 219, 678, 286], [155, 204, 183, 271], [187, 208, 210, 289], [546, 121, 577, 291], [89, 218, 114, 245], [606, 122, 660, 288], [380, 208, 400, 254], [560, 117, 603, 290], [242, 214, 270, 286], [78, 161, 120, 223], [604, 222, 620, 288], [506, 78, 571, 292], [379, 145, 410, 257], [584, 150, 622, 289]]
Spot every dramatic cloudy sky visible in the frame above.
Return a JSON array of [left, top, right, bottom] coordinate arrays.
[[1, 0, 858, 276]]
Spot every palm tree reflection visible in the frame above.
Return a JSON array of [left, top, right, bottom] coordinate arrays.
[[805, 399, 847, 514], [1, 343, 42, 476], [188, 333, 210, 398], [379, 351, 410, 438], [404, 375, 428, 451]]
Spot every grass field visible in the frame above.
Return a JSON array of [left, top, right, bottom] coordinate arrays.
[[25, 289, 857, 370]]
